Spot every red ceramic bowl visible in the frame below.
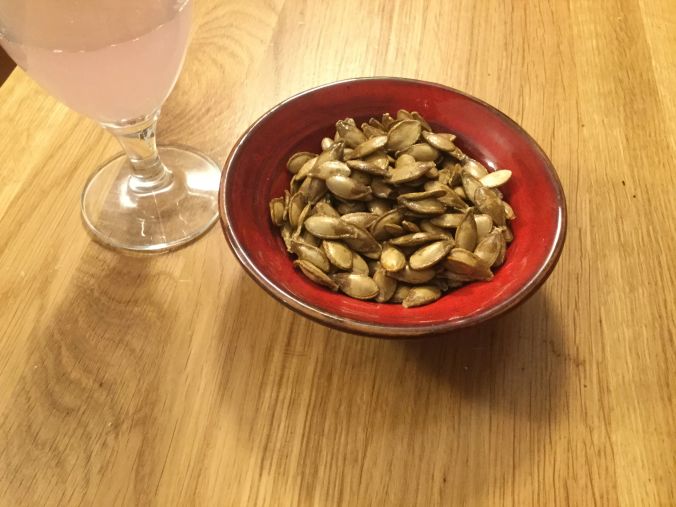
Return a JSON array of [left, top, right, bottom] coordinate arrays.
[[219, 78, 566, 337]]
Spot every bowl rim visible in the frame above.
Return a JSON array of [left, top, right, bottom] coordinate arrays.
[[219, 77, 567, 337]]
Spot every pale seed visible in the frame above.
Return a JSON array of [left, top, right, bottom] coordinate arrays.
[[287, 152, 316, 174], [391, 284, 411, 303], [326, 175, 372, 201], [409, 240, 454, 270], [411, 111, 432, 132], [362, 123, 387, 138], [389, 265, 437, 284], [292, 203, 312, 238], [346, 159, 388, 176], [309, 160, 351, 180], [474, 230, 504, 267], [381, 243, 406, 272], [345, 135, 388, 160], [314, 141, 344, 168], [387, 119, 422, 152], [390, 232, 448, 247], [399, 143, 440, 161], [336, 120, 368, 148], [351, 252, 370, 275], [455, 210, 478, 251], [396, 109, 413, 120], [388, 161, 436, 184], [321, 137, 334, 151], [322, 240, 353, 270], [503, 201, 516, 220], [295, 156, 318, 182], [344, 224, 381, 254], [374, 268, 397, 303], [400, 198, 446, 215], [365, 152, 390, 171], [333, 273, 380, 300], [290, 239, 330, 272], [461, 172, 483, 204], [397, 188, 446, 201], [314, 201, 341, 218], [281, 223, 293, 251], [422, 131, 457, 152], [381, 112, 396, 129], [402, 285, 442, 308], [474, 186, 506, 226], [298, 176, 327, 204], [475, 214, 493, 240], [269, 197, 285, 226], [443, 248, 493, 281], [480, 169, 512, 188], [430, 213, 464, 228], [371, 208, 405, 241], [288, 192, 307, 228], [295, 260, 339, 290], [340, 212, 378, 229], [463, 158, 489, 179], [304, 216, 357, 239]]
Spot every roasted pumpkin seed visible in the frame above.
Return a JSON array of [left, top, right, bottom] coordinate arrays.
[[480, 169, 512, 188], [474, 230, 503, 266], [295, 260, 338, 290], [351, 252, 370, 275], [333, 273, 379, 300], [455, 210, 478, 251], [422, 131, 457, 152], [387, 119, 422, 152], [402, 285, 441, 308], [304, 216, 357, 239], [323, 240, 353, 270], [380, 243, 406, 272], [290, 239, 330, 272], [271, 110, 516, 306], [269, 197, 285, 226], [389, 265, 437, 284], [409, 240, 454, 270], [326, 175, 372, 201], [345, 135, 388, 160], [374, 267, 397, 303], [463, 158, 489, 179], [309, 160, 351, 180], [287, 152, 316, 174]]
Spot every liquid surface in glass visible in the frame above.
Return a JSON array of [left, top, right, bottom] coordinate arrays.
[[0, 0, 192, 123]]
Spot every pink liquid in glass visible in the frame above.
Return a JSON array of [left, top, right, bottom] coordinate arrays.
[[0, 0, 192, 123]]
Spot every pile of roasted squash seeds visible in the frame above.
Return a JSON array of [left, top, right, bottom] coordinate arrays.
[[269, 110, 515, 308]]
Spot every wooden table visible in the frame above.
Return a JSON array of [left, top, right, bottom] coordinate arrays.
[[1, 1, 675, 505]]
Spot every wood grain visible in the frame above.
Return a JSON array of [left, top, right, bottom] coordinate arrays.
[[1, 0, 675, 505]]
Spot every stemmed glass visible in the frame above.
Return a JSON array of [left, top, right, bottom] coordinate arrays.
[[0, 0, 220, 252]]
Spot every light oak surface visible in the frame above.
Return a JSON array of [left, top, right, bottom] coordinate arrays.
[[1, 0, 675, 505]]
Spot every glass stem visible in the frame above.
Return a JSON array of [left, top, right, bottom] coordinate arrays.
[[103, 110, 173, 194]]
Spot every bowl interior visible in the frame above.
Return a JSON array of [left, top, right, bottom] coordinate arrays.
[[222, 79, 564, 334]]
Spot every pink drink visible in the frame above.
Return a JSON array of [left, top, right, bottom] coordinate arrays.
[[0, 0, 192, 123]]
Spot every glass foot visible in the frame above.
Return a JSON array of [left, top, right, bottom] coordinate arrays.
[[81, 145, 221, 253]]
